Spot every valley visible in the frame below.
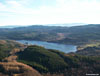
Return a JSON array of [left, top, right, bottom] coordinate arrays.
[[0, 24, 100, 45], [0, 24, 100, 76], [0, 0, 100, 75]]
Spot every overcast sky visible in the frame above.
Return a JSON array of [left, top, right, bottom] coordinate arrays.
[[0, 0, 100, 26]]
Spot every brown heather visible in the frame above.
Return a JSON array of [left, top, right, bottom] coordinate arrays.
[[0, 62, 42, 76]]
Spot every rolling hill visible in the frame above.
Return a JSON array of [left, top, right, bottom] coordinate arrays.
[[0, 40, 100, 76], [17, 45, 100, 76], [0, 24, 100, 45]]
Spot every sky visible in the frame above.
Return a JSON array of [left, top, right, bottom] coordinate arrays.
[[0, 0, 100, 26]]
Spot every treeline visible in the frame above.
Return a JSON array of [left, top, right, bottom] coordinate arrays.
[[0, 40, 100, 76], [0, 24, 100, 45], [17, 45, 100, 76], [76, 46, 100, 56], [0, 40, 23, 61]]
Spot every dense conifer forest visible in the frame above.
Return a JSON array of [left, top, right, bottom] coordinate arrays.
[[0, 24, 100, 76]]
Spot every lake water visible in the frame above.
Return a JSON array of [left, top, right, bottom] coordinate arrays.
[[17, 40, 77, 53]]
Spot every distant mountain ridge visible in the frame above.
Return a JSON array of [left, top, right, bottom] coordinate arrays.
[[0, 23, 88, 28], [0, 25, 24, 28], [45, 23, 88, 27]]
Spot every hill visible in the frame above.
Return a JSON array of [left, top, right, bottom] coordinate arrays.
[[0, 40, 100, 76], [76, 46, 100, 56], [0, 62, 41, 76], [0, 40, 24, 61], [17, 45, 68, 73], [17, 45, 100, 76], [0, 40, 42, 76], [0, 24, 100, 45]]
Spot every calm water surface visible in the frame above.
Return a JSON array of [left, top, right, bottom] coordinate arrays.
[[17, 40, 77, 53]]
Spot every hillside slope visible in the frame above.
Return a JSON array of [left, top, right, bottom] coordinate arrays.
[[0, 40, 100, 76], [0, 24, 100, 45], [0, 62, 41, 76], [0, 40, 24, 61], [0, 40, 42, 76], [17, 45, 100, 76]]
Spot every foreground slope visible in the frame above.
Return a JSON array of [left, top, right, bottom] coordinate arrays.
[[0, 62, 41, 76], [0, 40, 100, 76], [17, 45, 68, 73], [0, 40, 24, 61], [0, 40, 42, 76], [17, 45, 100, 76]]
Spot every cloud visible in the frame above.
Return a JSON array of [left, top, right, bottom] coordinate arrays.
[[6, 0, 22, 7], [0, 2, 6, 11], [0, 0, 100, 26], [0, 2, 5, 8], [1, 0, 100, 14]]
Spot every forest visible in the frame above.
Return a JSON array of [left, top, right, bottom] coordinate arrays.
[[0, 24, 100, 45], [0, 40, 100, 76], [0, 24, 100, 76]]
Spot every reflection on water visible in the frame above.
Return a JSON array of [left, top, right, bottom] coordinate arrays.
[[17, 40, 77, 53]]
